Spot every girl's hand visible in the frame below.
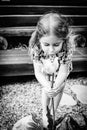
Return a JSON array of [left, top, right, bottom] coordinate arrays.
[[44, 87, 58, 98], [47, 89, 57, 98], [43, 81, 59, 98], [47, 83, 64, 98]]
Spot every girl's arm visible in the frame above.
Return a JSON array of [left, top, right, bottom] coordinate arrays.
[[33, 60, 51, 89], [47, 63, 69, 98], [53, 63, 69, 93]]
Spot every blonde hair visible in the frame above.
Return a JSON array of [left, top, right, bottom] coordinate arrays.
[[29, 12, 75, 61]]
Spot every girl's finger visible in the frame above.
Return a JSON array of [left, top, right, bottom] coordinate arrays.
[[47, 91, 57, 98]]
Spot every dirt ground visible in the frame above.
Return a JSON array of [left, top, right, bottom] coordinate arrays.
[[0, 74, 87, 130]]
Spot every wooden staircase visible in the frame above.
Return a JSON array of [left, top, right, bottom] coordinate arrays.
[[0, 3, 87, 76]]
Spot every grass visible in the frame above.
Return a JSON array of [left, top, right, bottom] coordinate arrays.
[[0, 75, 87, 130]]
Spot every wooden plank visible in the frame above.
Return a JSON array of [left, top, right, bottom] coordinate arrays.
[[0, 15, 39, 27], [0, 49, 32, 64], [0, 5, 87, 15], [0, 64, 34, 76], [0, 15, 87, 27], [73, 60, 87, 72], [0, 26, 35, 36], [0, 0, 87, 6]]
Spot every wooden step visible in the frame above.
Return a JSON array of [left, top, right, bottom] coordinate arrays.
[[0, 14, 87, 27], [0, 49, 32, 65], [0, 64, 34, 76], [0, 26, 35, 36], [0, 0, 87, 6], [0, 5, 87, 15]]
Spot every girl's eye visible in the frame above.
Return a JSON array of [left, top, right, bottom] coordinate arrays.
[[54, 43, 60, 46], [44, 43, 49, 46], [54, 41, 63, 46]]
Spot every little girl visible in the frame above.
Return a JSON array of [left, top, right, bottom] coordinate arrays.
[[29, 12, 75, 128]]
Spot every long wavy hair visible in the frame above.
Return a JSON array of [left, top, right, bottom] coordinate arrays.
[[29, 11, 75, 61]]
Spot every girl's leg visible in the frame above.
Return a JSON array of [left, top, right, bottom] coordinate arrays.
[[42, 89, 50, 128]]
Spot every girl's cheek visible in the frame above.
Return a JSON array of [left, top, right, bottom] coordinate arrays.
[[44, 47, 49, 52]]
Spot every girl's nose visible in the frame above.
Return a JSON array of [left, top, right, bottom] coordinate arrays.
[[49, 46, 54, 53]]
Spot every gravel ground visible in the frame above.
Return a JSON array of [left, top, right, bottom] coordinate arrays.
[[0, 74, 87, 130]]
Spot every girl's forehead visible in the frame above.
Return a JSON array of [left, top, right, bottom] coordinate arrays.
[[40, 35, 63, 43]]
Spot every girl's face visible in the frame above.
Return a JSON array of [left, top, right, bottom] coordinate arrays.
[[40, 35, 63, 56]]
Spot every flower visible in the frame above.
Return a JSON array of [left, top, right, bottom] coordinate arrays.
[[42, 57, 59, 74]]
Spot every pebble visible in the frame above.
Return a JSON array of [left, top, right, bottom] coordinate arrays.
[[59, 92, 77, 106]]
